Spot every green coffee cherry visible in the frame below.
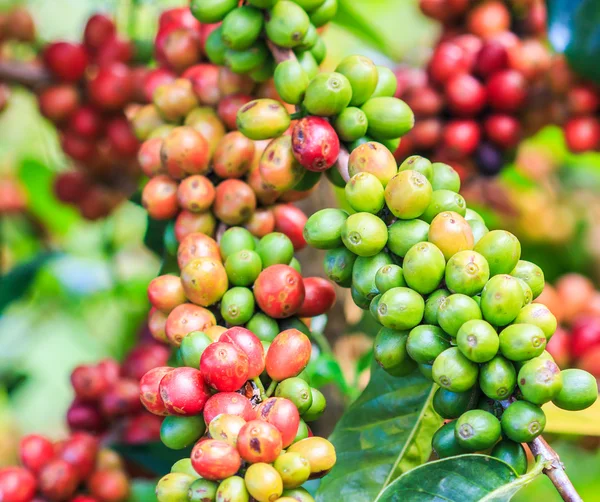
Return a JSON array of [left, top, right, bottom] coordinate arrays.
[[171, 459, 200, 477], [455, 409, 501, 451], [373, 327, 416, 377], [361, 97, 414, 140], [309, 0, 338, 27], [156, 473, 196, 502], [345, 172, 384, 214], [510, 260, 545, 299], [190, 0, 238, 23], [221, 227, 256, 260], [291, 0, 327, 10], [501, 400, 546, 443], [275, 377, 313, 414], [385, 171, 433, 220], [303, 72, 353, 116], [246, 312, 279, 342], [445, 250, 490, 296], [226, 43, 268, 73], [377, 287, 425, 330], [282, 487, 315, 502], [293, 419, 310, 444], [499, 324, 546, 361], [479, 355, 516, 400], [221, 287, 255, 325], [398, 155, 433, 180], [350, 285, 369, 309], [297, 23, 318, 51], [491, 440, 528, 476], [335, 107, 369, 142], [179, 331, 212, 368], [387, 219, 430, 258], [432, 347, 479, 392], [375, 264, 405, 294], [341, 212, 388, 256], [423, 288, 450, 325], [515, 278, 533, 306], [302, 388, 327, 421], [274, 60, 310, 105], [418, 362, 434, 380], [161, 415, 206, 450], [257, 233, 294, 267], [371, 66, 398, 98], [248, 0, 278, 7], [369, 294, 382, 322], [517, 357, 563, 405], [438, 294, 482, 337], [421, 190, 467, 223], [513, 303, 557, 340], [380, 137, 401, 155], [352, 252, 392, 299], [274, 452, 311, 489], [266, 1, 310, 48], [432, 386, 479, 419], [215, 476, 249, 502], [294, 169, 321, 191], [335, 55, 378, 106], [481, 275, 524, 326], [469, 220, 490, 245], [474, 230, 521, 277], [403, 242, 446, 295], [236, 99, 290, 140], [289, 257, 302, 273], [304, 208, 348, 249], [432, 421, 469, 459], [406, 324, 451, 364], [430, 162, 461, 192], [456, 319, 499, 363], [296, 50, 319, 78], [225, 250, 262, 286], [221, 6, 263, 50], [464, 208, 484, 223], [205, 26, 228, 65], [189, 478, 219, 502], [310, 36, 327, 64], [552, 369, 598, 411], [323, 247, 356, 287]]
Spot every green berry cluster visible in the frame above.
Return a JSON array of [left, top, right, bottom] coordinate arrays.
[[192, 0, 335, 82]]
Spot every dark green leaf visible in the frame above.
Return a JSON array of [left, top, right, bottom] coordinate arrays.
[[307, 353, 349, 395], [316, 365, 440, 502], [128, 479, 158, 502], [0, 252, 56, 313], [113, 442, 192, 477], [144, 216, 171, 256], [377, 454, 544, 502]]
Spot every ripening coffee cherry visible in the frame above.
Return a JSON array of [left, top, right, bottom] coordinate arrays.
[[141, 175, 178, 221], [208, 414, 246, 447], [191, 439, 241, 481], [237, 99, 291, 140], [88, 469, 130, 502], [201, 342, 250, 392], [428, 211, 474, 261], [139, 366, 173, 416], [161, 126, 211, 177], [287, 437, 336, 477], [237, 420, 283, 463], [44, 42, 88, 82], [178, 233, 221, 269], [297, 277, 336, 318], [180, 257, 229, 307], [254, 265, 305, 319], [18, 434, 54, 475], [244, 463, 283, 502], [203, 392, 256, 425], [266, 329, 312, 381], [564, 116, 600, 153], [486, 70, 527, 112], [159, 367, 211, 415], [156, 472, 196, 502], [0, 467, 37, 502], [213, 131, 255, 179], [39, 459, 79, 501], [385, 171, 433, 219], [154, 79, 199, 122], [274, 452, 311, 489], [428, 42, 471, 84], [219, 327, 265, 379], [213, 179, 257, 225], [347, 141, 397, 187], [256, 398, 301, 447], [147, 275, 187, 313]]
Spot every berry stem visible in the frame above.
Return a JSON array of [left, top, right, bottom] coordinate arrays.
[[252, 377, 266, 400], [265, 379, 278, 397], [500, 399, 582, 502], [265, 40, 297, 65], [0, 60, 53, 89]]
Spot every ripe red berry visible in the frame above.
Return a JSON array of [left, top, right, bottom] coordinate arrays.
[[546, 326, 570, 369], [122, 412, 162, 444], [412, 118, 443, 150], [442, 119, 481, 158], [570, 317, 600, 359], [292, 117, 340, 172], [57, 433, 98, 479], [203, 392, 256, 425], [95, 35, 134, 66], [404, 86, 444, 117], [191, 439, 242, 481], [66, 401, 106, 434], [68, 106, 103, 139], [298, 277, 336, 318], [38, 85, 80, 123], [121, 343, 170, 381], [253, 265, 305, 319], [71, 364, 108, 401], [272, 204, 307, 251], [486, 69, 527, 112], [213, 179, 257, 226], [161, 126, 211, 178], [475, 40, 508, 77], [106, 117, 139, 157], [98, 359, 120, 386], [183, 64, 221, 106], [39, 459, 79, 501], [87, 63, 133, 111], [256, 397, 301, 448], [143, 68, 177, 102], [483, 114, 521, 149], [467, 1, 510, 38], [159, 7, 202, 33], [88, 469, 130, 502], [217, 93, 253, 130], [19, 434, 54, 474], [159, 367, 211, 416], [444, 73, 487, 116], [265, 329, 312, 382], [428, 42, 471, 84], [61, 132, 96, 162], [141, 175, 179, 221], [101, 378, 142, 417], [44, 42, 88, 82], [165, 303, 217, 346], [394, 66, 426, 97], [157, 28, 200, 72], [54, 171, 89, 204], [219, 327, 265, 379], [564, 116, 600, 153], [140, 366, 173, 416], [200, 342, 250, 392], [237, 420, 283, 463], [84, 14, 116, 52], [0, 467, 37, 502], [148, 275, 187, 313], [567, 85, 600, 116]]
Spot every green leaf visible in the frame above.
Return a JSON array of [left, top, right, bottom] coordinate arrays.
[[128, 479, 158, 502], [377, 454, 544, 502], [144, 216, 171, 256], [0, 252, 56, 314], [113, 442, 192, 477], [316, 365, 440, 502], [307, 353, 349, 395]]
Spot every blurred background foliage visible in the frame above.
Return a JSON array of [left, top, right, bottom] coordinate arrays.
[[1, 0, 600, 500]]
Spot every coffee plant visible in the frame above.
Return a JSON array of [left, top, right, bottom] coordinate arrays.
[[0, 1, 599, 501]]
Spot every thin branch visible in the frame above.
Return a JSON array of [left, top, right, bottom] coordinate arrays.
[[0, 60, 53, 89], [266, 40, 297, 65], [500, 399, 582, 502]]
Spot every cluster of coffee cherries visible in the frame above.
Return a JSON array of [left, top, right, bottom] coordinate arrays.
[[303, 149, 598, 472], [38, 13, 144, 219], [66, 338, 170, 445], [193, 0, 335, 82], [394, 0, 552, 177], [140, 326, 334, 502], [0, 432, 130, 502]]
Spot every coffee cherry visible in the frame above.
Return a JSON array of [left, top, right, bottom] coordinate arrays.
[[385, 170, 433, 219], [219, 327, 265, 379], [455, 320, 498, 363], [159, 367, 211, 415], [101, 378, 143, 417], [564, 116, 600, 152], [297, 277, 336, 318], [292, 117, 340, 172], [438, 294, 482, 337], [180, 257, 228, 307], [256, 398, 301, 447], [445, 250, 490, 296], [552, 369, 598, 411], [428, 211, 474, 260], [304, 209, 348, 250], [161, 415, 206, 450], [44, 42, 89, 82], [481, 275, 524, 326], [178, 233, 222, 269], [88, 63, 133, 111], [214, 476, 250, 501], [479, 355, 516, 400], [161, 127, 211, 177], [275, 377, 313, 414], [88, 469, 130, 502], [256, 233, 295, 268], [373, 327, 413, 376], [274, 452, 311, 489], [245, 463, 284, 502], [500, 400, 546, 443], [204, 392, 256, 424], [19, 434, 54, 474], [201, 342, 250, 392], [70, 364, 108, 401], [156, 472, 196, 502], [429, 42, 471, 84], [191, 439, 241, 481], [237, 420, 283, 463], [39, 459, 79, 501], [0, 467, 37, 502], [484, 114, 521, 148], [237, 99, 291, 140], [454, 409, 501, 451], [287, 437, 336, 477], [432, 421, 469, 459], [265, 329, 311, 381], [265, 1, 310, 48], [148, 275, 187, 314], [274, 60, 310, 105], [84, 14, 116, 51], [142, 175, 178, 220], [499, 324, 546, 361], [442, 119, 481, 157], [433, 347, 479, 392], [254, 265, 305, 319], [486, 70, 527, 112], [491, 440, 527, 476], [165, 303, 216, 346], [517, 357, 562, 405], [302, 388, 327, 422], [213, 179, 257, 225], [403, 242, 446, 295], [38, 85, 80, 123]]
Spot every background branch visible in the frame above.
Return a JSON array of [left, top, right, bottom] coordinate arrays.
[[0, 60, 53, 89]]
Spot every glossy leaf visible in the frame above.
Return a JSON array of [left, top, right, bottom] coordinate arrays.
[[113, 441, 193, 476], [377, 454, 544, 502], [316, 365, 440, 501], [144, 216, 170, 256]]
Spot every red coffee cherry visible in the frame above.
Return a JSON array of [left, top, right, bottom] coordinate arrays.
[[273, 204, 308, 251], [174, 211, 217, 241], [564, 116, 600, 153], [53, 171, 89, 204], [265, 329, 312, 381], [217, 93, 253, 130], [567, 85, 600, 116], [298, 277, 336, 318], [140, 366, 173, 416], [148, 275, 187, 313], [68, 106, 103, 139], [475, 40, 508, 77], [191, 439, 242, 481], [466, 0, 510, 38], [237, 420, 283, 463], [159, 367, 211, 415], [213, 179, 257, 226], [66, 401, 107, 434], [161, 126, 211, 178], [121, 343, 170, 381], [157, 27, 201, 72], [38, 85, 80, 123], [219, 327, 265, 379], [484, 114, 521, 148], [96, 35, 134, 66], [19, 434, 54, 474], [177, 175, 215, 213], [292, 117, 340, 172], [183, 64, 221, 106], [44, 42, 89, 82], [84, 14, 116, 52], [39, 459, 79, 501], [88, 469, 130, 502], [200, 342, 250, 392], [412, 118, 443, 150], [87, 63, 133, 111], [404, 86, 444, 117], [256, 397, 301, 448], [98, 359, 120, 386], [106, 117, 139, 157], [141, 175, 179, 220], [428, 42, 471, 84], [61, 132, 96, 162], [245, 207, 276, 238], [444, 73, 487, 117], [101, 378, 142, 417], [143, 68, 177, 102], [486, 69, 527, 112], [442, 119, 481, 157], [70, 364, 108, 401], [148, 308, 169, 344], [122, 412, 162, 444], [203, 392, 256, 425], [213, 131, 256, 179], [57, 433, 98, 479], [138, 138, 164, 177], [0, 467, 37, 502], [177, 232, 221, 269], [253, 265, 305, 319]]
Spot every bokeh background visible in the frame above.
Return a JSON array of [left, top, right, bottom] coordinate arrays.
[[1, 0, 600, 500]]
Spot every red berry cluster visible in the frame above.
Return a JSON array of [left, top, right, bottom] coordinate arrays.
[[0, 176, 28, 214], [66, 340, 170, 445], [0, 432, 130, 502], [395, 0, 552, 177]]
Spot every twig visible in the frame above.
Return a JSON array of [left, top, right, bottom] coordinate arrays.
[[0, 60, 53, 89], [266, 40, 297, 64], [500, 399, 582, 502]]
